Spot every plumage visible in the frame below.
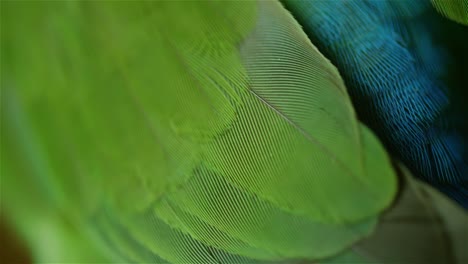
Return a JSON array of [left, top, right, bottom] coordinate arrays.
[[282, 0, 468, 208], [1, 0, 396, 262], [324, 165, 468, 264], [431, 0, 468, 25]]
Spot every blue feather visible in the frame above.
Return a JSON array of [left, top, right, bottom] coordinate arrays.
[[282, 0, 468, 208]]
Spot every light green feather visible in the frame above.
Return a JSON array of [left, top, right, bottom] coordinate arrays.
[[1, 0, 397, 262]]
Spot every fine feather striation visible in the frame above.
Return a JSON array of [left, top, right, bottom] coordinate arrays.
[[282, 0, 468, 209], [323, 165, 468, 264], [2, 0, 396, 262], [431, 0, 468, 25]]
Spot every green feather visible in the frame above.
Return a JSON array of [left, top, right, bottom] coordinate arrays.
[[322, 165, 468, 264], [431, 0, 468, 25], [1, 1, 397, 262]]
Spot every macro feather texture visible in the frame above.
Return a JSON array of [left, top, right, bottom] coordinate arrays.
[[431, 0, 468, 25], [324, 165, 468, 264], [282, 0, 468, 209], [1, 1, 397, 262]]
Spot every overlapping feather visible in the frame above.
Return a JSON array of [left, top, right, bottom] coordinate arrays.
[[1, 1, 396, 262], [282, 0, 468, 208], [322, 166, 468, 264]]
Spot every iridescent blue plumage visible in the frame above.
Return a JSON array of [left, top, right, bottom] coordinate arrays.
[[282, 0, 468, 208]]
